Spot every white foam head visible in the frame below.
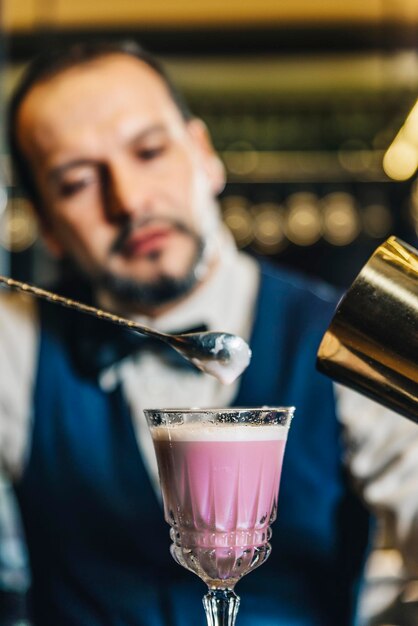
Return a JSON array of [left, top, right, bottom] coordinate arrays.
[[150, 422, 288, 442]]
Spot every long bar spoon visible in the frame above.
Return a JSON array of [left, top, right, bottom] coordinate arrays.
[[0, 276, 251, 384]]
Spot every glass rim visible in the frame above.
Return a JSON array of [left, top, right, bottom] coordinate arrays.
[[144, 406, 295, 414], [144, 406, 295, 428]]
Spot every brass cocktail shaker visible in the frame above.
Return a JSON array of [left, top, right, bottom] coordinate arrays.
[[317, 236, 418, 422]]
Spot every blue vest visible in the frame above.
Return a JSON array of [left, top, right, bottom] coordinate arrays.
[[15, 263, 370, 626]]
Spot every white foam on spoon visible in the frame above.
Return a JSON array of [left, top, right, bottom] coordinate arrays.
[[191, 334, 252, 385]]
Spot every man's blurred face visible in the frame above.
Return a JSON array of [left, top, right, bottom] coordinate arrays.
[[16, 54, 224, 313]]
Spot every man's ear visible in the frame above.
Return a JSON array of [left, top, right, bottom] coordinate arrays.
[[187, 118, 226, 195]]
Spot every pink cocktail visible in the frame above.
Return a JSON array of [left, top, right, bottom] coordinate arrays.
[[145, 407, 294, 626]]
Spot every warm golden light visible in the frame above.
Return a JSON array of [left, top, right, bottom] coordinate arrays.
[[0, 198, 38, 252], [5, 0, 418, 31], [401, 100, 418, 145], [285, 193, 322, 247], [252, 203, 285, 253], [383, 99, 418, 181], [322, 193, 360, 246], [222, 197, 254, 248], [383, 138, 418, 181]]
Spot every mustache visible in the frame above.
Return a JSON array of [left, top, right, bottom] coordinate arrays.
[[109, 216, 198, 256]]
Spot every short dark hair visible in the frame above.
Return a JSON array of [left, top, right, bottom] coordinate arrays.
[[8, 40, 193, 211]]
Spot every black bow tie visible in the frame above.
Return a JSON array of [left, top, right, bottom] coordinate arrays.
[[44, 276, 207, 379], [69, 312, 208, 379]]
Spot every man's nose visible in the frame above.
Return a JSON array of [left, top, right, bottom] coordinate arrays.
[[103, 162, 152, 222]]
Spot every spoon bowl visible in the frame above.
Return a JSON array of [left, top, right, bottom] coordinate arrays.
[[169, 331, 252, 384]]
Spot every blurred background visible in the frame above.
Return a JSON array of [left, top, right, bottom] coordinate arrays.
[[1, 2, 418, 625], [2, 0, 418, 290]]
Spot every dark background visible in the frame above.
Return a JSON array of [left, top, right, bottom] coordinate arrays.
[[2, 18, 418, 290]]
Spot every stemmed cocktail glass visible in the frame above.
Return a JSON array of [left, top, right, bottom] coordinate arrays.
[[144, 407, 294, 626]]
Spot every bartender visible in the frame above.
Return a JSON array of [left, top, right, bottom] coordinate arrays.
[[2, 39, 418, 625]]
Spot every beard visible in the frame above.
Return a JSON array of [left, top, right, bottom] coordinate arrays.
[[96, 244, 205, 307], [95, 216, 206, 308]]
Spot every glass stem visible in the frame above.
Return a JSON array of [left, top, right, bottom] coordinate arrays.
[[203, 589, 240, 626]]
